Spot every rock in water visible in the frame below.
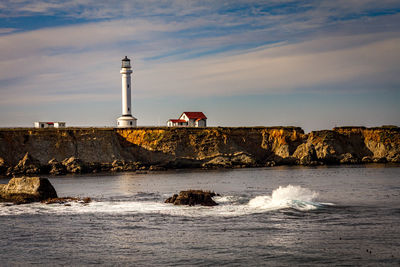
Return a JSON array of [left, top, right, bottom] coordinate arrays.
[[165, 190, 218, 206], [0, 177, 58, 204], [42, 197, 91, 204]]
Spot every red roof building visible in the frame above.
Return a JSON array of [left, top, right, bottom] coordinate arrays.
[[179, 112, 207, 120], [167, 112, 207, 127], [169, 119, 186, 123]]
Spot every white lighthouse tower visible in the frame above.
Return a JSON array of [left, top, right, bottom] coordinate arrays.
[[117, 56, 137, 128]]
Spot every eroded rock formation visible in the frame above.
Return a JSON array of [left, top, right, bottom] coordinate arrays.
[[0, 126, 398, 176], [11, 152, 41, 175], [0, 177, 58, 204]]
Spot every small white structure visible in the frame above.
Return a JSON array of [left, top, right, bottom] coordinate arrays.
[[167, 112, 207, 127], [54, 122, 66, 128], [117, 56, 137, 128], [167, 119, 187, 127], [34, 122, 66, 128]]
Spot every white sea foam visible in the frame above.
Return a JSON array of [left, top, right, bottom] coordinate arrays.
[[213, 195, 242, 203], [0, 185, 329, 217], [248, 184, 320, 211]]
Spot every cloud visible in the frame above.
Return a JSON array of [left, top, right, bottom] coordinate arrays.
[[2, 0, 399, 23], [0, 0, 399, 105], [0, 28, 17, 34], [17, 1, 66, 13], [0, 25, 399, 107], [0, 0, 399, 128], [135, 34, 400, 96]]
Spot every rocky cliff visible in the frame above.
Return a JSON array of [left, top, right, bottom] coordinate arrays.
[[0, 126, 399, 176]]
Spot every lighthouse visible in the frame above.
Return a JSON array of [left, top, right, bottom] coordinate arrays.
[[117, 56, 137, 128]]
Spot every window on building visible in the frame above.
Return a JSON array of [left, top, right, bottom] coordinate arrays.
[[130, 121, 132, 125], [128, 84, 129, 88], [41, 124, 44, 127]]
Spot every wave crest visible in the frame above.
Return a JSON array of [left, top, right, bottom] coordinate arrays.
[[0, 185, 328, 216], [247, 185, 320, 211]]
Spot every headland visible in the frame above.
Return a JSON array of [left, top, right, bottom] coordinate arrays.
[[0, 126, 399, 176]]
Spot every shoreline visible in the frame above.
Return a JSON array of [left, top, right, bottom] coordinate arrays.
[[30, 163, 400, 180], [2, 161, 400, 180], [0, 126, 399, 177]]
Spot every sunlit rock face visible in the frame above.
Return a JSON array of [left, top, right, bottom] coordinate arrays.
[[0, 126, 398, 176], [0, 177, 58, 204]]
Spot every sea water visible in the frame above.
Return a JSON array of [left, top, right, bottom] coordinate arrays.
[[0, 165, 399, 266]]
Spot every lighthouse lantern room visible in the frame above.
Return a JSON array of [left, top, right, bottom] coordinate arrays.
[[117, 56, 137, 128]]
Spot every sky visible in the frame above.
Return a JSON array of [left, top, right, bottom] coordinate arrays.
[[0, 0, 399, 132]]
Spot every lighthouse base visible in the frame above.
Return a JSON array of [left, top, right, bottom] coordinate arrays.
[[117, 115, 137, 128]]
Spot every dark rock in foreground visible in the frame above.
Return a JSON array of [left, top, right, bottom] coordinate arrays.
[[0, 177, 58, 204], [165, 190, 218, 206]]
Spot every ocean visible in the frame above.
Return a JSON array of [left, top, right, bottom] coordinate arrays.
[[1, 165, 399, 266]]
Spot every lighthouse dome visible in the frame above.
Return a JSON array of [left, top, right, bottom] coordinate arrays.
[[121, 56, 131, 68]]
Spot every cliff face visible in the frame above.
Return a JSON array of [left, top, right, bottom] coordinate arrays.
[[306, 127, 400, 164], [116, 127, 304, 164], [0, 126, 398, 176]]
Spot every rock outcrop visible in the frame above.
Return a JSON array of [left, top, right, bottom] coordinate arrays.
[[62, 156, 85, 173], [293, 143, 319, 165], [0, 177, 58, 204], [10, 152, 41, 175], [0, 126, 399, 176], [48, 158, 66, 175], [165, 190, 218, 206]]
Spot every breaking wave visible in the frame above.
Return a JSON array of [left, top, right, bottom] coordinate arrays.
[[0, 185, 331, 217], [247, 184, 322, 211]]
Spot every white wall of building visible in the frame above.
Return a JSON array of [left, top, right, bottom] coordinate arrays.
[[117, 57, 136, 128], [54, 122, 66, 128], [34, 122, 66, 128], [196, 119, 206, 127], [121, 70, 132, 116], [169, 113, 207, 127], [179, 114, 188, 121], [117, 117, 137, 127]]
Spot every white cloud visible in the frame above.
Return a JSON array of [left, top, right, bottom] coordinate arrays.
[[135, 34, 400, 97], [3, 0, 400, 23], [17, 2, 65, 13], [0, 0, 399, 106], [0, 28, 17, 34], [0, 0, 399, 127], [0, 23, 399, 107]]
